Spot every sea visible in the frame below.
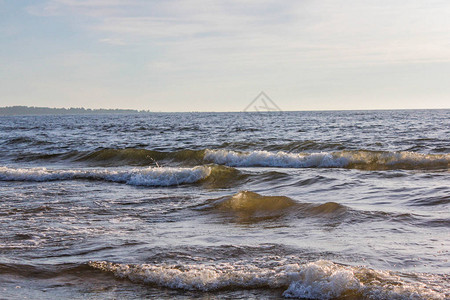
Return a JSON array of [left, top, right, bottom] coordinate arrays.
[[0, 110, 449, 299]]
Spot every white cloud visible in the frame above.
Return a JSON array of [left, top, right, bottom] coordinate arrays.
[[27, 0, 450, 66], [12, 0, 450, 110]]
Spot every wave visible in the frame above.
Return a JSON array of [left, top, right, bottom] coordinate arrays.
[[88, 259, 446, 299], [200, 191, 447, 226], [199, 191, 348, 223], [73, 148, 204, 166], [215, 191, 297, 212], [0, 165, 212, 187], [13, 148, 205, 166], [11, 147, 449, 170], [204, 149, 450, 170]]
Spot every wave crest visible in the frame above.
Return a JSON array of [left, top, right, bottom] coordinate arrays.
[[204, 149, 449, 170], [200, 191, 348, 223], [0, 166, 211, 187], [88, 259, 446, 299], [74, 148, 204, 166], [216, 191, 296, 212]]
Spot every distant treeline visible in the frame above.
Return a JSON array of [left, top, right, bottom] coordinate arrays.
[[0, 106, 150, 116]]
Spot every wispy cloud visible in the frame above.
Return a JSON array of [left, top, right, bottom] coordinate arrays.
[[25, 0, 450, 66], [6, 0, 450, 110]]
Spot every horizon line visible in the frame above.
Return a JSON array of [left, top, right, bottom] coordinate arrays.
[[0, 105, 449, 115]]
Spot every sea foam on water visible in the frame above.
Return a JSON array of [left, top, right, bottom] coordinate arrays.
[[89, 259, 446, 299], [0, 166, 211, 186]]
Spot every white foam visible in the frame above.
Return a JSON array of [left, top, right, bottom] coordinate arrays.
[[0, 166, 211, 186], [204, 149, 348, 168], [89, 259, 446, 299], [282, 260, 360, 299], [204, 149, 450, 169]]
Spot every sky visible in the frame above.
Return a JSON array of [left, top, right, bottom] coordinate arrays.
[[1, 0, 449, 112]]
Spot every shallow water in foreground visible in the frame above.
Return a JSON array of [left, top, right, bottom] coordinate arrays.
[[0, 110, 449, 299]]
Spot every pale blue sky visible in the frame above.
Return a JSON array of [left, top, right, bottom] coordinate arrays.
[[1, 0, 449, 111]]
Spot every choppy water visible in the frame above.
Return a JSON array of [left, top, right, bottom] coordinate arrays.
[[0, 110, 449, 299]]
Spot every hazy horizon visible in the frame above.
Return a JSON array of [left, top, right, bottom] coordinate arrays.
[[1, 1, 450, 111], [0, 105, 450, 115]]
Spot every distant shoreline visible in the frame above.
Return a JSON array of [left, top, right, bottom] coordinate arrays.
[[0, 106, 150, 116], [1, 106, 448, 116]]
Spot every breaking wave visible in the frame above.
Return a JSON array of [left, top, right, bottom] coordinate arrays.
[[13, 147, 449, 170], [88, 259, 446, 299], [204, 149, 450, 170], [0, 165, 212, 187]]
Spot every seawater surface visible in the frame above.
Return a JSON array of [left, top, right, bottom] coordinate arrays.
[[0, 110, 449, 299]]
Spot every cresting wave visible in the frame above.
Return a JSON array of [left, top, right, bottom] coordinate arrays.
[[201, 191, 447, 226], [12, 148, 204, 166], [216, 191, 297, 212], [209, 191, 347, 215], [12, 147, 450, 170], [204, 149, 450, 170], [88, 259, 446, 299], [73, 148, 204, 166], [200, 191, 348, 223], [0, 166, 212, 187]]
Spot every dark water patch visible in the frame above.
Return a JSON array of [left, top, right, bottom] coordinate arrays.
[[408, 195, 450, 206], [4, 205, 53, 215], [433, 146, 450, 153], [361, 211, 419, 224], [292, 175, 332, 186], [0, 262, 96, 279], [39, 245, 116, 259], [353, 210, 450, 229], [358, 171, 409, 178], [254, 170, 291, 182], [405, 145, 427, 152], [3, 137, 33, 145], [14, 151, 80, 163], [13, 234, 34, 241], [232, 126, 261, 132], [263, 140, 346, 152], [3, 137, 53, 147], [418, 218, 450, 228], [217, 141, 265, 150]]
